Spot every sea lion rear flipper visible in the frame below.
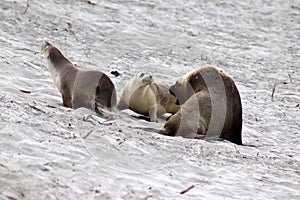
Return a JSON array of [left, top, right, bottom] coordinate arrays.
[[95, 106, 114, 120]]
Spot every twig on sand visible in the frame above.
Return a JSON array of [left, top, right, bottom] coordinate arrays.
[[142, 195, 153, 200], [83, 130, 93, 139], [288, 74, 292, 83], [0, 163, 8, 169], [20, 89, 31, 94], [0, 94, 5, 101], [47, 105, 57, 109], [23, 0, 30, 14], [256, 152, 260, 160], [180, 185, 195, 195], [27, 103, 46, 113], [271, 82, 276, 102], [87, 0, 97, 5]]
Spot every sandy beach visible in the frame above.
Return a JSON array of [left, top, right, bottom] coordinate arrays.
[[0, 0, 299, 199]]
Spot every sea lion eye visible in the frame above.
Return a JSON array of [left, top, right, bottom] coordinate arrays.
[[139, 73, 145, 77]]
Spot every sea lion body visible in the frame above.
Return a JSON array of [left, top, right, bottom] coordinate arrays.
[[41, 42, 117, 113], [161, 65, 242, 145], [118, 73, 180, 122]]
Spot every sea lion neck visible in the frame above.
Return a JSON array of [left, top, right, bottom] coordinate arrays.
[[48, 47, 72, 67]]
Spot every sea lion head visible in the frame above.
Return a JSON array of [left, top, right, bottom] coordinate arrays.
[[169, 77, 194, 105], [136, 72, 153, 86], [41, 41, 71, 66], [41, 41, 53, 58], [169, 68, 209, 105], [139, 73, 153, 85]]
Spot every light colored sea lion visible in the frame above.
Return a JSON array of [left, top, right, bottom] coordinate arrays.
[[160, 65, 243, 145], [41, 42, 117, 114], [117, 73, 180, 122]]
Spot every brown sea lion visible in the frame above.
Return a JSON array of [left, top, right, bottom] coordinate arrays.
[[118, 73, 180, 122], [41, 42, 117, 114], [160, 65, 243, 145]]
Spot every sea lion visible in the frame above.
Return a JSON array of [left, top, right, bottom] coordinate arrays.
[[117, 73, 180, 122], [41, 42, 117, 114], [161, 65, 243, 145]]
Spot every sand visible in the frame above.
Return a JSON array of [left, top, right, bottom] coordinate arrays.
[[0, 0, 299, 199]]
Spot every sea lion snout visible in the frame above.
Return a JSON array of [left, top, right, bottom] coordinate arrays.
[[141, 74, 153, 84], [169, 84, 176, 97], [169, 84, 181, 105], [41, 41, 52, 56]]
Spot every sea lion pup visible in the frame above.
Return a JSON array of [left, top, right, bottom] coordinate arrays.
[[117, 73, 180, 122], [160, 65, 243, 145], [41, 42, 117, 114]]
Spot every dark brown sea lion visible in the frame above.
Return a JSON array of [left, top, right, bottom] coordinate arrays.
[[160, 65, 243, 145]]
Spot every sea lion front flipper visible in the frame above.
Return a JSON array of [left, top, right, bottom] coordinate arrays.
[[194, 134, 206, 140], [149, 104, 158, 122], [149, 104, 167, 122], [62, 95, 72, 108]]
